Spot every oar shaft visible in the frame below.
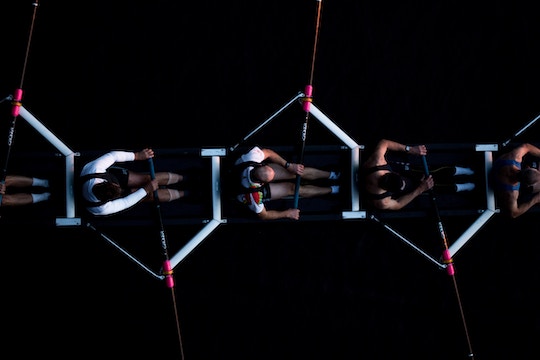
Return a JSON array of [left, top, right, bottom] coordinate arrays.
[[148, 158, 174, 288], [293, 0, 323, 209], [293, 109, 310, 208], [421, 155, 454, 275]]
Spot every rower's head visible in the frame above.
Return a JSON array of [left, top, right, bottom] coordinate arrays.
[[93, 181, 122, 201], [379, 172, 406, 192], [521, 167, 540, 194], [251, 165, 275, 184]]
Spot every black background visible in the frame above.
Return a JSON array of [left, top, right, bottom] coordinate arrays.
[[1, 1, 539, 359]]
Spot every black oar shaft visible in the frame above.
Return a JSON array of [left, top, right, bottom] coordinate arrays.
[[1, 2, 40, 209], [293, 0, 323, 208], [148, 158, 174, 288], [422, 155, 475, 359], [148, 158, 185, 358]]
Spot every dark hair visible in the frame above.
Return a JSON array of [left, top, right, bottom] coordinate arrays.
[[92, 182, 122, 201], [379, 172, 404, 192], [520, 168, 539, 194]]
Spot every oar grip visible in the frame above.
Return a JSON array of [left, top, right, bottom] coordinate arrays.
[[293, 175, 302, 209], [421, 155, 429, 176], [148, 157, 156, 179], [148, 157, 160, 201]]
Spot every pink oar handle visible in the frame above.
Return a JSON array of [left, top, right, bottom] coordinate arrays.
[[163, 260, 174, 288], [442, 249, 455, 276]]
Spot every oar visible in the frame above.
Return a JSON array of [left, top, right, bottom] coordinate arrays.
[[293, 0, 323, 208], [422, 155, 475, 359], [148, 157, 185, 359]]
